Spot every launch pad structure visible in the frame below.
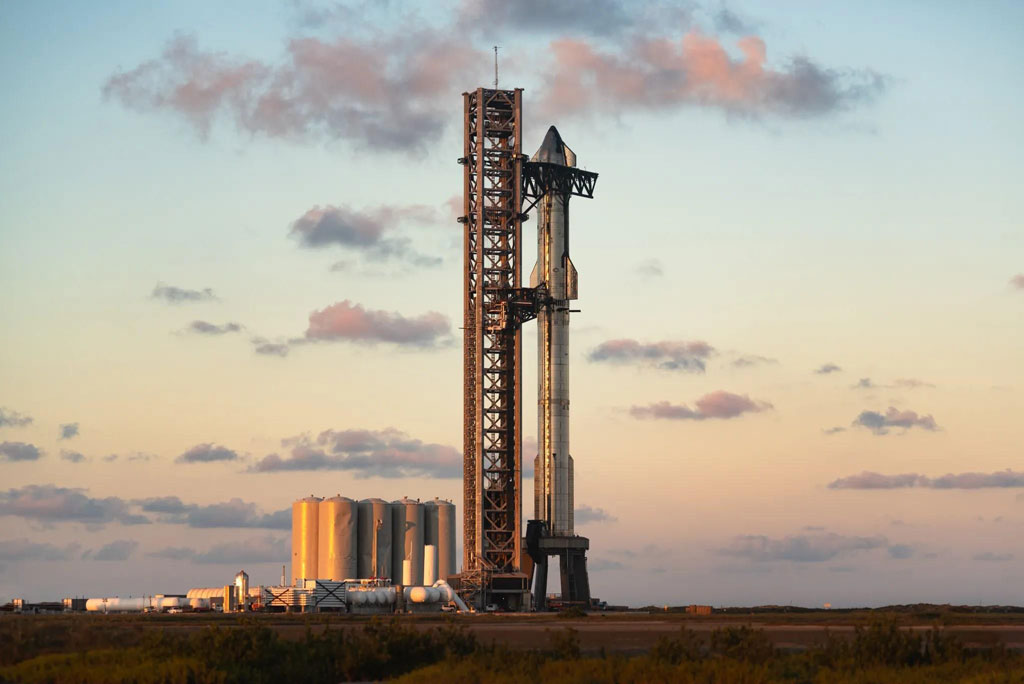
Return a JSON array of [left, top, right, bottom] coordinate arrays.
[[456, 87, 597, 610]]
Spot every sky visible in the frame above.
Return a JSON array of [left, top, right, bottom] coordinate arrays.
[[0, 0, 1022, 608]]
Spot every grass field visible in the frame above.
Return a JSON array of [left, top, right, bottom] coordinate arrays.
[[3, 610, 1024, 682]]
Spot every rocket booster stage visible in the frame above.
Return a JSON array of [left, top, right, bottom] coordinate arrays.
[[531, 126, 579, 537]]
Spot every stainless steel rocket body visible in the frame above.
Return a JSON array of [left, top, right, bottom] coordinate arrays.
[[532, 127, 578, 537]]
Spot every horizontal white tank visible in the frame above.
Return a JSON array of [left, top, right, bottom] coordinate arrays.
[[85, 596, 208, 612]]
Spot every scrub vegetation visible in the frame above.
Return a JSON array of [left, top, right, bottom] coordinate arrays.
[[1, 615, 1023, 683]]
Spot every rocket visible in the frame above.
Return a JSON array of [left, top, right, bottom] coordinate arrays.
[[531, 126, 578, 537]]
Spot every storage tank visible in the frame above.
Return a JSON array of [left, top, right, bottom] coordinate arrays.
[[424, 498, 456, 582], [318, 495, 358, 581], [391, 497, 424, 585], [291, 496, 321, 585], [234, 570, 249, 611], [357, 498, 392, 578]]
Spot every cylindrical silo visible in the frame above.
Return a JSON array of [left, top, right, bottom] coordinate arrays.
[[318, 495, 358, 581], [357, 498, 392, 578], [424, 498, 457, 582], [391, 498, 424, 585], [291, 496, 321, 585]]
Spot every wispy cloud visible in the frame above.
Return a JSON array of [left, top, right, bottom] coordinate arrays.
[[0, 408, 33, 428], [251, 428, 461, 478], [0, 484, 149, 526], [103, 33, 482, 154], [631, 391, 772, 420], [305, 300, 451, 348], [1010, 274, 1024, 290], [58, 422, 79, 440], [187, 320, 243, 335], [588, 338, 714, 372], [732, 355, 777, 368], [851, 407, 938, 435], [634, 258, 663, 278], [829, 469, 1024, 490], [88, 540, 139, 561], [60, 450, 86, 463], [814, 363, 842, 374], [151, 282, 216, 304], [149, 535, 287, 564], [0, 538, 81, 562], [251, 338, 290, 357], [575, 504, 617, 524], [0, 441, 43, 462], [720, 532, 888, 563], [176, 443, 239, 464], [974, 551, 1013, 562], [134, 496, 289, 529], [853, 377, 934, 390]]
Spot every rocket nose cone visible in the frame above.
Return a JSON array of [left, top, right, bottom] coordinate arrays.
[[534, 125, 567, 165]]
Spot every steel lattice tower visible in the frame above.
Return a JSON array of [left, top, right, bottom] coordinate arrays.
[[460, 88, 528, 609]]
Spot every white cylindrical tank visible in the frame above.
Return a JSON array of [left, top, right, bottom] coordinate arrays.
[[86, 597, 148, 612], [357, 498, 392, 578], [424, 498, 456, 582], [391, 498, 424, 586], [189, 597, 210, 610], [318, 495, 358, 581], [423, 545, 437, 586], [292, 496, 321, 585]]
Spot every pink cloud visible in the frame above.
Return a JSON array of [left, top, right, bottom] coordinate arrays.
[[631, 391, 772, 420], [537, 31, 884, 119], [104, 33, 483, 152], [305, 300, 450, 347], [1011, 274, 1024, 289]]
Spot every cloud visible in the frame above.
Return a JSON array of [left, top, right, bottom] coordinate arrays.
[[90, 540, 139, 561], [1010, 274, 1024, 289], [887, 544, 914, 560], [852, 407, 938, 435], [589, 558, 627, 571], [536, 32, 885, 121], [58, 422, 79, 440], [0, 538, 80, 562], [828, 469, 1024, 489], [814, 363, 842, 374], [187, 320, 243, 335], [289, 204, 441, 267], [853, 377, 934, 390], [135, 496, 289, 529], [631, 391, 772, 420], [151, 282, 216, 303], [103, 33, 482, 154], [250, 428, 461, 478], [720, 532, 888, 563], [459, 0, 634, 36], [176, 443, 239, 464], [822, 427, 846, 435], [0, 408, 33, 428], [150, 535, 287, 564], [60, 450, 86, 463], [575, 505, 617, 524], [588, 338, 714, 372], [0, 485, 149, 525], [251, 338, 290, 357], [973, 552, 1013, 562], [0, 441, 43, 462], [732, 355, 777, 368], [634, 258, 663, 278], [713, 6, 758, 34], [305, 300, 451, 348]]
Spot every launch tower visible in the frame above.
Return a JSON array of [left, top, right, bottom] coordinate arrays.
[[458, 88, 596, 611]]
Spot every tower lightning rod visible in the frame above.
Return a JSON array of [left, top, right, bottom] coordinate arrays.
[[494, 45, 500, 88]]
